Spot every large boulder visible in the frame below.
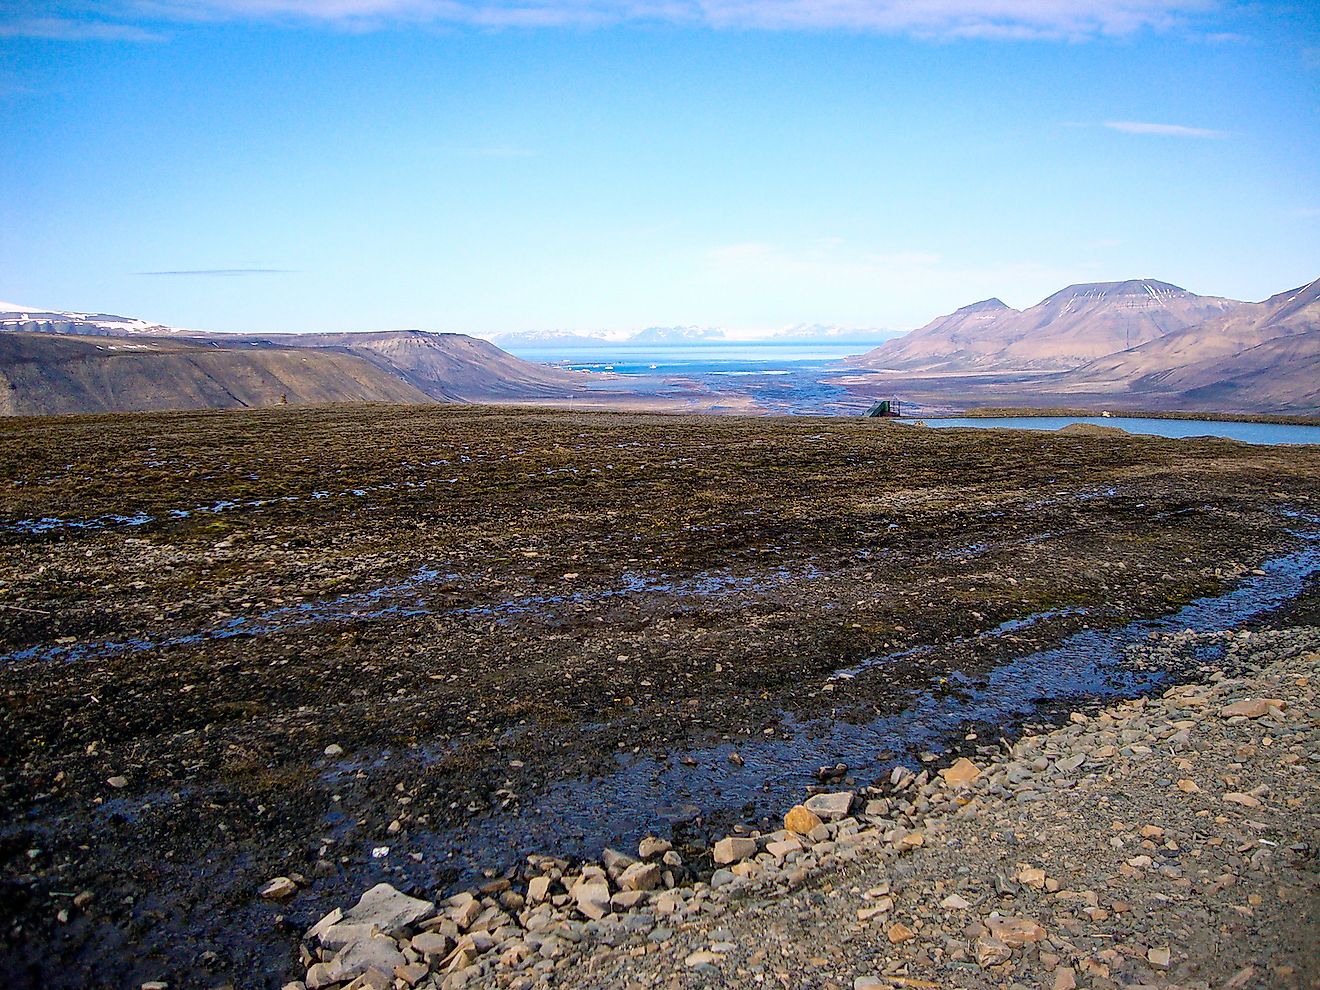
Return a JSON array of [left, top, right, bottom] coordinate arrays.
[[339, 883, 435, 936]]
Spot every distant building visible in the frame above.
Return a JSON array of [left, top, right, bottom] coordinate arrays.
[[863, 399, 902, 418]]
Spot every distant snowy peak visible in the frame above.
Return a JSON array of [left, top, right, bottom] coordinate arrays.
[[489, 329, 615, 348], [627, 325, 726, 344], [769, 324, 900, 342]]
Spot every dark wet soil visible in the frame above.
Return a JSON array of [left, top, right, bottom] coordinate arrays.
[[1, 404, 1318, 989]]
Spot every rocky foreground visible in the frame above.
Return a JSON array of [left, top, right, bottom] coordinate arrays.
[[276, 625, 1320, 990]]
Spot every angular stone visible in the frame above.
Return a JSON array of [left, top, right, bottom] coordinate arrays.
[[985, 917, 1046, 947], [611, 889, 649, 910], [1054, 966, 1077, 990], [394, 962, 429, 987], [712, 836, 757, 864], [940, 757, 981, 788], [803, 791, 854, 821], [306, 908, 343, 943], [323, 937, 406, 985], [526, 876, 551, 904], [318, 923, 382, 952], [260, 876, 298, 900], [731, 860, 762, 879], [896, 831, 924, 852], [941, 893, 971, 910], [975, 936, 1013, 967], [305, 964, 335, 990], [1176, 778, 1201, 793], [618, 861, 661, 891], [857, 899, 892, 921], [1055, 753, 1085, 773], [448, 894, 481, 930], [602, 847, 637, 880], [638, 836, 672, 860], [572, 881, 612, 920], [1016, 867, 1046, 890], [1148, 947, 1172, 968], [784, 805, 823, 835], [887, 921, 915, 944], [1223, 792, 1262, 808], [410, 931, 453, 961], [766, 838, 802, 860], [340, 884, 434, 936], [1220, 699, 1284, 719]]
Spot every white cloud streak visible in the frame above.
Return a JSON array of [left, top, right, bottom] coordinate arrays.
[[4, 0, 1219, 39], [0, 17, 167, 41], [1103, 120, 1228, 138]]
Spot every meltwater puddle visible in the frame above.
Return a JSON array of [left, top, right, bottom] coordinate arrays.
[[375, 531, 1320, 892], [1, 564, 821, 665], [2, 478, 463, 536]]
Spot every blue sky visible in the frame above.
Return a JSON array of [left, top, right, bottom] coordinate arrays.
[[1, 1, 1317, 336]]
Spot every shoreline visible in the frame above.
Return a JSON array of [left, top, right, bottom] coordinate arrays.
[[917, 408, 1320, 428]]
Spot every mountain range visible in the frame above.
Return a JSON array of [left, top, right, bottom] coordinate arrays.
[[853, 279, 1242, 373], [0, 309, 580, 416], [846, 276, 1320, 414], [3, 275, 1317, 416]]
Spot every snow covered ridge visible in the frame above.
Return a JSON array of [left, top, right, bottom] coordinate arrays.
[[0, 308, 187, 336]]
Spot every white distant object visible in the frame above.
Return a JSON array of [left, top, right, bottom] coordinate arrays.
[[1102, 410, 1112, 417]]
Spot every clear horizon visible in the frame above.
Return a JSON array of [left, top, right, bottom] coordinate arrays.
[[2, 1, 1318, 336]]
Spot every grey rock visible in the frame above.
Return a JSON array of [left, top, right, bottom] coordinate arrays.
[[340, 883, 435, 936]]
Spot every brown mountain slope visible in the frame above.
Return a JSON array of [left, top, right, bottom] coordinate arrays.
[[1066, 277, 1320, 385], [241, 331, 581, 401], [1056, 277, 1320, 413], [0, 307, 585, 412], [854, 280, 1241, 372], [0, 333, 430, 416], [851, 297, 1018, 370], [1169, 333, 1320, 410]]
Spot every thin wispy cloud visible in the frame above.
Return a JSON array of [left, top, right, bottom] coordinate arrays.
[[8, 0, 1219, 39], [0, 17, 166, 42], [1104, 120, 1228, 138], [135, 268, 296, 276]]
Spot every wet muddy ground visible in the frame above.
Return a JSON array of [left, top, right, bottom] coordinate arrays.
[[1, 404, 1318, 989]]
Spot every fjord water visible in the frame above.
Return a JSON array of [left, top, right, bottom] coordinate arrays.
[[925, 416, 1320, 446], [508, 342, 871, 415]]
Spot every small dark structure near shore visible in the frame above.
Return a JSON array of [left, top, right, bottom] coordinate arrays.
[[864, 398, 902, 418]]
